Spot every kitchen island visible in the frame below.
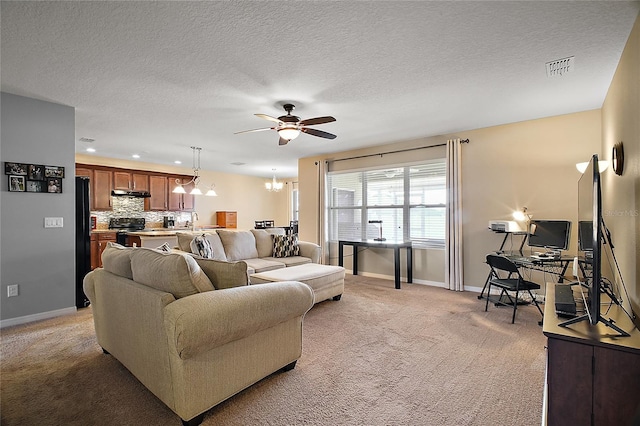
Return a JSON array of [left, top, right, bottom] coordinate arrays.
[[125, 227, 222, 248]]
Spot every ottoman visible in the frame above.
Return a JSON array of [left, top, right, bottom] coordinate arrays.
[[250, 264, 345, 304]]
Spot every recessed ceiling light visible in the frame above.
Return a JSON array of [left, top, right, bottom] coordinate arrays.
[[86, 147, 96, 153], [174, 160, 182, 164], [132, 154, 140, 159]]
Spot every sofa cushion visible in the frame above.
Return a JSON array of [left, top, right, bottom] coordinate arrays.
[[272, 234, 300, 258], [176, 232, 196, 252], [260, 256, 311, 267], [194, 258, 249, 290], [176, 231, 227, 261], [243, 257, 286, 273], [130, 248, 214, 298], [251, 229, 274, 258], [217, 230, 259, 261], [102, 242, 133, 279], [190, 234, 213, 258]]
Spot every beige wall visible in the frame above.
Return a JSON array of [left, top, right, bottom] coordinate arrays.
[[299, 110, 602, 287], [601, 14, 640, 318], [75, 154, 292, 230]]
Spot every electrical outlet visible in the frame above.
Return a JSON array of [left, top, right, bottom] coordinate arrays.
[[7, 284, 19, 297], [44, 217, 64, 228]]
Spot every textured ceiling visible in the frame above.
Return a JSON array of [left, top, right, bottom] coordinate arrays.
[[2, 1, 639, 178]]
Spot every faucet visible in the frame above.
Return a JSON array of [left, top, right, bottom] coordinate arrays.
[[191, 211, 199, 231]]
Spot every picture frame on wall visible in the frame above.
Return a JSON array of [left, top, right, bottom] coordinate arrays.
[[26, 180, 45, 193], [9, 175, 26, 192], [45, 166, 65, 178], [5, 162, 27, 176], [28, 164, 45, 181], [47, 177, 62, 193]]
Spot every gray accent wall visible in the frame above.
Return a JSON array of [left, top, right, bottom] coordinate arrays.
[[1, 92, 76, 321]]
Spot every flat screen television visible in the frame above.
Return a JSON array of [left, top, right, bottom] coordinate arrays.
[[559, 154, 629, 336], [527, 220, 571, 251]]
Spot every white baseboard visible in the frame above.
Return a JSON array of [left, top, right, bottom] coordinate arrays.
[[0, 306, 77, 329]]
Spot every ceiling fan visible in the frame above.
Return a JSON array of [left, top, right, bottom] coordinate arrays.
[[235, 103, 336, 145]]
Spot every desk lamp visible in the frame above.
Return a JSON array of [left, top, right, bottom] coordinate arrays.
[[368, 220, 386, 241], [512, 207, 533, 234]]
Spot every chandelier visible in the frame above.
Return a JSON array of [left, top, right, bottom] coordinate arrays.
[[172, 146, 217, 196], [265, 169, 283, 192]]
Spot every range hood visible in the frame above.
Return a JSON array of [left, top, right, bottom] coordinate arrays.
[[111, 189, 151, 198]]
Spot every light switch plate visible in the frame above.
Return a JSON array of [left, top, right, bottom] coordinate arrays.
[[44, 217, 63, 228]]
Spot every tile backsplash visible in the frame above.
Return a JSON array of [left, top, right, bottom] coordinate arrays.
[[92, 196, 191, 229]]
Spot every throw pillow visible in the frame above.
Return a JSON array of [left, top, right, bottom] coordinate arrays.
[[190, 234, 213, 258], [156, 242, 172, 252], [272, 234, 300, 258], [101, 242, 133, 279]]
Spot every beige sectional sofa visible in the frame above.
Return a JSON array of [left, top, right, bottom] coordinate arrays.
[[175, 229, 345, 303], [175, 229, 321, 274], [84, 244, 314, 426]]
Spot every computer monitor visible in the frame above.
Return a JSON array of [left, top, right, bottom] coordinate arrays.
[[527, 220, 571, 251]]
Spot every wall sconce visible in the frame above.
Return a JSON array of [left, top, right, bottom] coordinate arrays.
[[612, 142, 624, 176]]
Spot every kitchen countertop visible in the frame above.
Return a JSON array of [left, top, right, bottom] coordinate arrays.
[[126, 226, 223, 237]]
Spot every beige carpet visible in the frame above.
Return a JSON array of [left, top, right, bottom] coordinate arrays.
[[1, 275, 546, 426]]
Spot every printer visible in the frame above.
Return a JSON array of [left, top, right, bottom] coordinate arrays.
[[488, 220, 525, 233]]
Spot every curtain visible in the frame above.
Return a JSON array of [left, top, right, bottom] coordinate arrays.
[[316, 160, 329, 264], [445, 138, 464, 291]]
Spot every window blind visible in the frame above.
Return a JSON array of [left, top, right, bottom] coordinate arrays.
[[327, 160, 446, 248]]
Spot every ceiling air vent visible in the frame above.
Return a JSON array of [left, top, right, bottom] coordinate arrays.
[[545, 56, 574, 78], [79, 137, 95, 143], [231, 162, 246, 166]]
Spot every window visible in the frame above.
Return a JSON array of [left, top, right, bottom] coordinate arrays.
[[327, 160, 446, 248]]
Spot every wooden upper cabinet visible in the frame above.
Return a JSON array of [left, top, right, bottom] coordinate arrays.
[[168, 177, 195, 211], [113, 171, 132, 190], [149, 175, 168, 211], [76, 167, 93, 178], [93, 169, 113, 210], [132, 173, 149, 192]]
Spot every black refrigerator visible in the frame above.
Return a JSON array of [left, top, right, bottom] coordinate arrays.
[[75, 176, 91, 308]]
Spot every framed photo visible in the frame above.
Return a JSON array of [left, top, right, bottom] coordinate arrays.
[[47, 177, 63, 193], [45, 166, 65, 178], [26, 180, 45, 193], [5, 162, 27, 176], [28, 164, 45, 181], [8, 175, 26, 192]]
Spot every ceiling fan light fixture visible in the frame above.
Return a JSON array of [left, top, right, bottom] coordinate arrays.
[[278, 127, 301, 141]]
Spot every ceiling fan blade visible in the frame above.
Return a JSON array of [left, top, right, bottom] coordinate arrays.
[[279, 137, 289, 146], [299, 116, 336, 126], [234, 127, 274, 134], [255, 114, 283, 125], [301, 127, 337, 140]]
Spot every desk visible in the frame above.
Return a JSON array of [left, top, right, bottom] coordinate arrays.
[[338, 239, 412, 289], [543, 283, 640, 425], [478, 253, 574, 300]]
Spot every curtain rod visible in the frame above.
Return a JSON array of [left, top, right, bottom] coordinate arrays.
[[329, 139, 469, 163]]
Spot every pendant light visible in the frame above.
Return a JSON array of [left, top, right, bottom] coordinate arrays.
[[265, 169, 283, 192], [173, 147, 218, 196]]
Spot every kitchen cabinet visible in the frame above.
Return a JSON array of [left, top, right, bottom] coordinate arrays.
[[113, 171, 132, 190], [76, 167, 92, 179], [92, 232, 116, 269], [93, 169, 113, 210], [169, 176, 195, 211], [149, 175, 168, 211], [216, 211, 237, 228]]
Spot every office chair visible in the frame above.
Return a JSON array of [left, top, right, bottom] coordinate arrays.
[[485, 254, 543, 324]]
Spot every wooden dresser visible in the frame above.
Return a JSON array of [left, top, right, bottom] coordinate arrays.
[[543, 283, 640, 425], [216, 211, 237, 229]]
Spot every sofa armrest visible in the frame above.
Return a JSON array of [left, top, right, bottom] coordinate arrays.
[[297, 241, 321, 263], [163, 281, 314, 360]]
